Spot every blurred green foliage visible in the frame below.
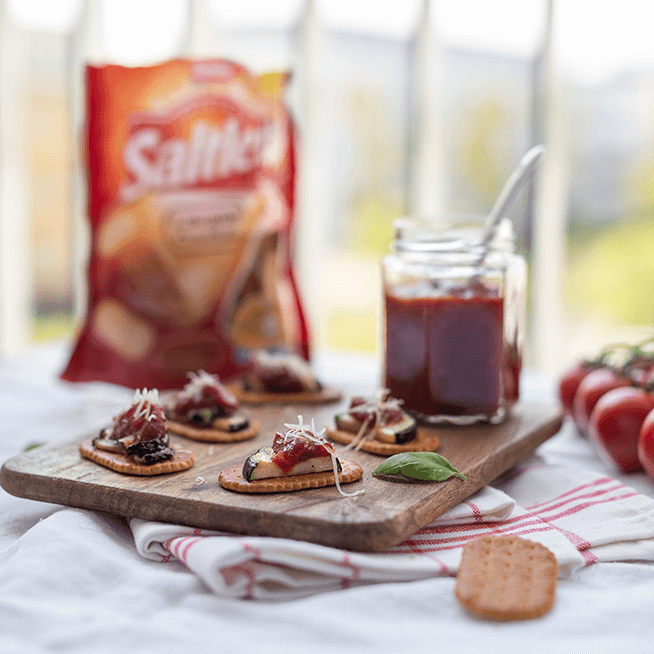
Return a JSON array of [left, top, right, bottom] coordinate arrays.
[[32, 314, 74, 342], [326, 308, 377, 353], [565, 211, 654, 325], [346, 193, 399, 256]]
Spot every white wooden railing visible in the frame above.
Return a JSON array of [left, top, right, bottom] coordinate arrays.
[[0, 0, 567, 374]]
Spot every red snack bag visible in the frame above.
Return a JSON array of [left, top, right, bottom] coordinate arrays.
[[61, 59, 309, 389]]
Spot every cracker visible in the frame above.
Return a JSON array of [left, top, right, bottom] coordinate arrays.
[[167, 419, 260, 443], [455, 535, 557, 621], [228, 384, 342, 405], [218, 459, 363, 493], [79, 439, 194, 476], [326, 427, 440, 456]]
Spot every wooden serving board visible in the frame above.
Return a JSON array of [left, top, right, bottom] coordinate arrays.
[[0, 399, 562, 552]]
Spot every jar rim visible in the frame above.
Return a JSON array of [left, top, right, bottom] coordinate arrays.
[[392, 215, 514, 254], [393, 213, 486, 229]]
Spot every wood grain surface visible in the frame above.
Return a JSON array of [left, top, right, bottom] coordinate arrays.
[[0, 398, 562, 551]]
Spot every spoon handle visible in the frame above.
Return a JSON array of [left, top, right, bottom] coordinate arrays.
[[480, 144, 545, 247]]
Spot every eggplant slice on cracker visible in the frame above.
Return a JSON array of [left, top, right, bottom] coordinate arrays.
[[165, 370, 259, 442], [327, 391, 440, 456], [219, 416, 363, 495], [81, 389, 194, 476], [230, 349, 341, 405]]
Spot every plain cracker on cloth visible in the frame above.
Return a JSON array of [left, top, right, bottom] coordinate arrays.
[[455, 534, 557, 621], [218, 459, 363, 493], [79, 438, 194, 476]]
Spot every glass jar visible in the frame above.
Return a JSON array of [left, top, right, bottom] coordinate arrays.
[[381, 215, 526, 425]]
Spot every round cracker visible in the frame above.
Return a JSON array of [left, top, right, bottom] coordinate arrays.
[[326, 427, 440, 456], [218, 459, 363, 494], [227, 383, 342, 405], [167, 419, 260, 443], [79, 439, 194, 476]]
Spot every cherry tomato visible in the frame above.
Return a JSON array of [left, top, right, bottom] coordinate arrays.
[[572, 367, 630, 434], [637, 408, 654, 480], [558, 361, 598, 415], [588, 386, 654, 473]]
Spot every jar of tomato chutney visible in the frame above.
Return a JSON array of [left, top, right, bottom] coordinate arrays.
[[381, 215, 526, 425]]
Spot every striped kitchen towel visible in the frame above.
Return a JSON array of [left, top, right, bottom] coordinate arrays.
[[132, 458, 654, 600]]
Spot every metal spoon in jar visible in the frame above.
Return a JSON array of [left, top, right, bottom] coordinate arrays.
[[477, 144, 545, 256]]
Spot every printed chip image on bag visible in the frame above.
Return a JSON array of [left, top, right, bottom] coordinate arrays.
[[61, 59, 309, 389]]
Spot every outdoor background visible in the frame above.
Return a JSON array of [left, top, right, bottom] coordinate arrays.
[[1, 0, 653, 376]]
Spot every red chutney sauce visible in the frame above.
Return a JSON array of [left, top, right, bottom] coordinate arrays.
[[384, 282, 520, 420], [270, 430, 331, 474]]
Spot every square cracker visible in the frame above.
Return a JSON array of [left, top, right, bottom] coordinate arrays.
[[455, 534, 557, 621]]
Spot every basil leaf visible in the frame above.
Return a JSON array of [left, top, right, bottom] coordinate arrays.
[[373, 452, 466, 482], [372, 452, 414, 475], [371, 472, 419, 483]]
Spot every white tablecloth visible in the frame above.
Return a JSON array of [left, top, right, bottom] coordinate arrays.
[[1, 342, 654, 653]]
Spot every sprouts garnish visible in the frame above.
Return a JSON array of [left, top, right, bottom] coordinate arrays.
[[179, 370, 220, 399]]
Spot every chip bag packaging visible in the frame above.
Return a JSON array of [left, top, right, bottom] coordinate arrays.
[[61, 59, 309, 389]]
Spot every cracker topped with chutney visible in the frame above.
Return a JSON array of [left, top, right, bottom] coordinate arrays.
[[327, 390, 440, 456], [230, 349, 341, 405], [80, 388, 194, 476], [219, 416, 363, 495], [165, 370, 259, 442]]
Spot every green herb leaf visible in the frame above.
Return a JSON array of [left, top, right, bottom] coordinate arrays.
[[372, 452, 466, 483], [23, 442, 45, 452]]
